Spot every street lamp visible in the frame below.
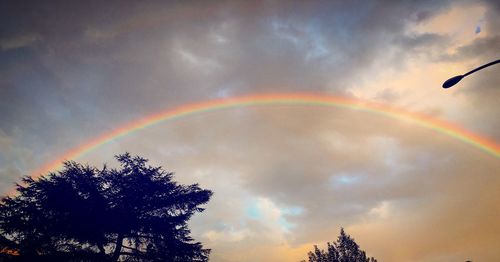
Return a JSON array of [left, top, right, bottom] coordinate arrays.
[[442, 59, 500, 88]]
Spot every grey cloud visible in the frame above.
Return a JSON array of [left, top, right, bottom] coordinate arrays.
[[395, 32, 451, 62], [0, 128, 36, 194], [437, 35, 500, 62], [443, 1, 500, 140], [1, 1, 499, 261], [73, 105, 500, 261], [0, 34, 41, 50], [0, 0, 456, 182]]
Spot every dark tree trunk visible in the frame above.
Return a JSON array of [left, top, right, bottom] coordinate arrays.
[[111, 233, 124, 262], [97, 242, 106, 258]]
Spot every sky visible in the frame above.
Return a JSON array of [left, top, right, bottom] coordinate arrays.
[[1, 0, 499, 261]]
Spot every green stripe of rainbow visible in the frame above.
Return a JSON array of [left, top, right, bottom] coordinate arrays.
[[33, 92, 500, 177]]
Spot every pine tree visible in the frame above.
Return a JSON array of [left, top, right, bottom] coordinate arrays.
[[0, 153, 212, 261], [301, 228, 377, 262]]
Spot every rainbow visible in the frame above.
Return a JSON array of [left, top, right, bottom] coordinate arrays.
[[33, 93, 500, 177]]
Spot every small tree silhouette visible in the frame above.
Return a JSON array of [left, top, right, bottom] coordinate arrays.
[[0, 153, 212, 261], [302, 228, 377, 262]]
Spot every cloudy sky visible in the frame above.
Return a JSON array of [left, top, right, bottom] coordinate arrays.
[[1, 0, 499, 261]]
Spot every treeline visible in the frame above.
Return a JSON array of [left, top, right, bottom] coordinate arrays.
[[0, 153, 378, 262]]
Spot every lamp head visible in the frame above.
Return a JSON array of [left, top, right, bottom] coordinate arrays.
[[442, 75, 464, 89]]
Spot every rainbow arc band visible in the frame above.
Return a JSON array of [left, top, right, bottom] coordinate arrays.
[[33, 93, 500, 178]]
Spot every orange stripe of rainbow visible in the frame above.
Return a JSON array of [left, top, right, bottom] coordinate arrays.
[[32, 92, 500, 177]]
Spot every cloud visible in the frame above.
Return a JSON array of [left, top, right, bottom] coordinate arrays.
[[73, 105, 500, 261], [0, 128, 36, 194], [1, 1, 500, 261], [0, 34, 40, 50]]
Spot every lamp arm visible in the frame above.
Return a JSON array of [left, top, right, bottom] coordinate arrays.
[[463, 59, 500, 77]]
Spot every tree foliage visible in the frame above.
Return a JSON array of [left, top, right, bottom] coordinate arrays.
[[302, 228, 377, 262], [0, 153, 212, 261]]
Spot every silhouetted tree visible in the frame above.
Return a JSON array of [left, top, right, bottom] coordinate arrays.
[[301, 228, 377, 262], [0, 153, 212, 261]]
